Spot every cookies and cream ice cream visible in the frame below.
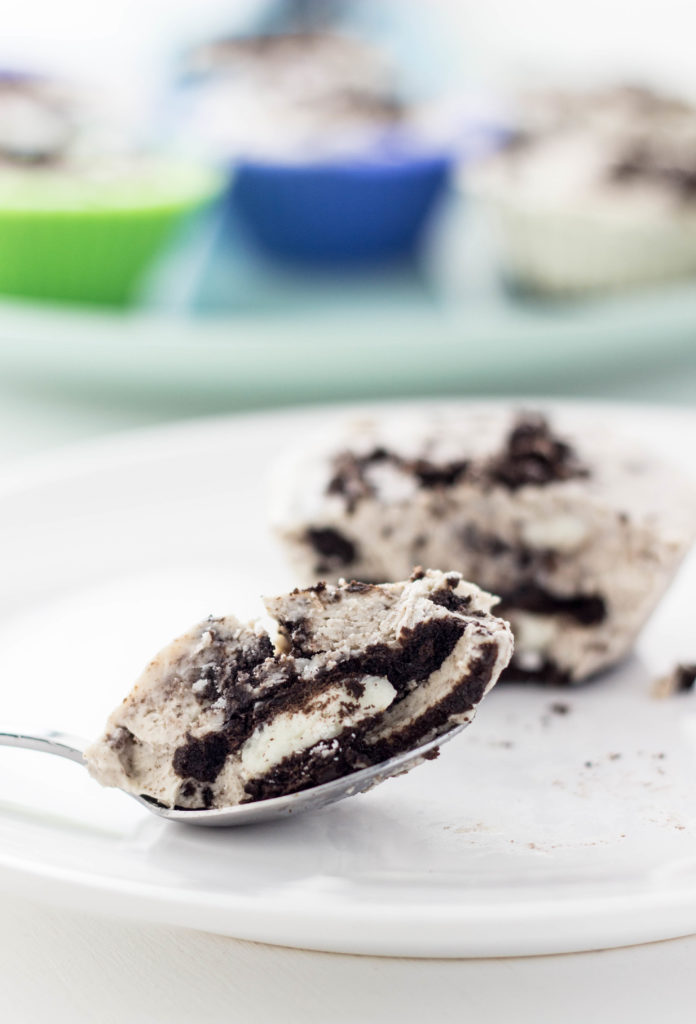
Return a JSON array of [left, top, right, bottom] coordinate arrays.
[[272, 408, 696, 684], [474, 85, 696, 292], [86, 571, 513, 808]]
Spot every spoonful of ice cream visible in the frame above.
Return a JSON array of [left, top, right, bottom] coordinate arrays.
[[0, 571, 513, 827]]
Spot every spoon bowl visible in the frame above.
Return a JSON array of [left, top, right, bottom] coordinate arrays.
[[0, 723, 469, 827]]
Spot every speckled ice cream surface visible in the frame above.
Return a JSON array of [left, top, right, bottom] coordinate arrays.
[[85, 571, 513, 808], [471, 86, 696, 293], [271, 407, 696, 684], [477, 86, 696, 217]]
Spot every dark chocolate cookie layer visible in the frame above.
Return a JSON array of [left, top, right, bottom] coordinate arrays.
[[244, 641, 500, 801]]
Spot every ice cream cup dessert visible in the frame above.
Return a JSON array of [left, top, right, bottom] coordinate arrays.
[[228, 150, 450, 265], [271, 407, 696, 686], [470, 85, 696, 295], [0, 72, 221, 306], [175, 31, 495, 265]]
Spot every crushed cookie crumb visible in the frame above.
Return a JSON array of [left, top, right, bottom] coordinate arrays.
[[652, 663, 696, 698]]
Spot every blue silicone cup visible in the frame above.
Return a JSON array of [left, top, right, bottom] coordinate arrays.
[[227, 150, 452, 265]]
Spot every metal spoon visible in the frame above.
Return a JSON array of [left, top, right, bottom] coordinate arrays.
[[0, 723, 468, 827]]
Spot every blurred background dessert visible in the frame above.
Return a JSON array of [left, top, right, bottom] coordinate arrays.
[[0, 0, 693, 433], [174, 28, 459, 264], [472, 84, 696, 294], [168, 0, 511, 270], [0, 70, 221, 306]]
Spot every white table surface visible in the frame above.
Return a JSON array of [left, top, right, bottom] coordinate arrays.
[[2, 375, 696, 1023], [4, 886, 696, 1024]]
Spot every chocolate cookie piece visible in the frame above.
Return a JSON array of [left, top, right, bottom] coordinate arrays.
[[653, 662, 696, 697], [486, 414, 589, 490]]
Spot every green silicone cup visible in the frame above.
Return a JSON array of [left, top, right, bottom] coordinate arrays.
[[0, 163, 222, 307]]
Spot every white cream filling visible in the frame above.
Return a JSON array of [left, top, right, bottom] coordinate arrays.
[[520, 513, 589, 553], [510, 611, 558, 657], [240, 675, 396, 777]]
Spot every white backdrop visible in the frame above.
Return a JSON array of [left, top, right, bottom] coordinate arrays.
[[2, 0, 695, 95]]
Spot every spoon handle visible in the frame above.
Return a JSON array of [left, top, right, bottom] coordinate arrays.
[[0, 730, 87, 765]]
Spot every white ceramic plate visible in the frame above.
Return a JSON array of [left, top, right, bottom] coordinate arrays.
[[1, 400, 696, 958]]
